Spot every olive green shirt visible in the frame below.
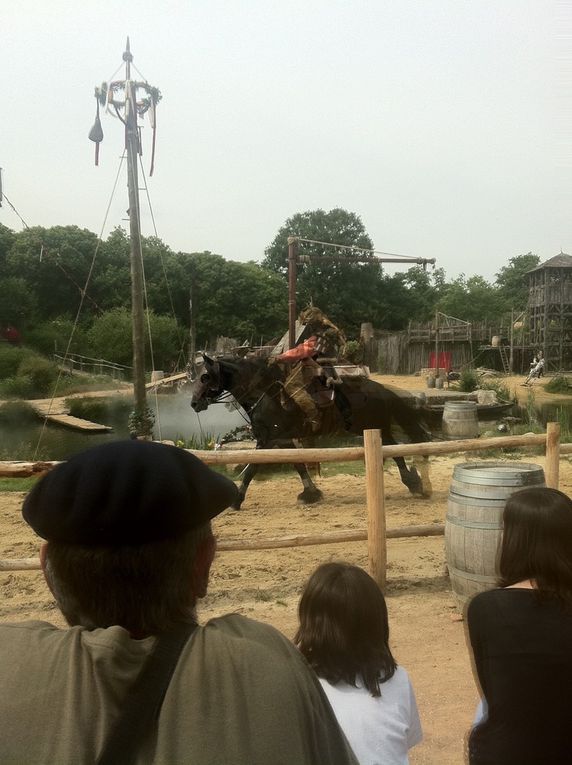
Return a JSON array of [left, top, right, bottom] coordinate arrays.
[[1, 614, 358, 765]]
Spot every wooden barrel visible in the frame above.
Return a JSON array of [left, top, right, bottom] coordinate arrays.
[[427, 376, 436, 389], [445, 461, 545, 609], [435, 376, 444, 390], [491, 335, 501, 347], [442, 401, 479, 439]]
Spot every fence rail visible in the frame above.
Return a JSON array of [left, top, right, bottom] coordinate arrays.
[[54, 353, 131, 379], [0, 424, 562, 588]]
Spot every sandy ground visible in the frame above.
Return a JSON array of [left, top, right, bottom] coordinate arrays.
[[1, 373, 571, 764]]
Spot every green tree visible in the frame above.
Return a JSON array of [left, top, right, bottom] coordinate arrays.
[[0, 224, 16, 272], [263, 208, 380, 334], [86, 308, 181, 371], [376, 266, 445, 329], [176, 252, 287, 346], [0, 277, 37, 327], [5, 225, 101, 319], [495, 252, 539, 310], [438, 275, 504, 322]]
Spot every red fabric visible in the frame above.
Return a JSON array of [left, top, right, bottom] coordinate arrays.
[[428, 351, 451, 370], [2, 326, 21, 344], [275, 336, 318, 362]]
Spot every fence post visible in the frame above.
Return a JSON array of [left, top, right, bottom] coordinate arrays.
[[364, 429, 387, 590], [545, 421, 560, 489]]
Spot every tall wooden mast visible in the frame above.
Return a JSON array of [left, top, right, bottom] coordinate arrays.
[[91, 39, 161, 438], [123, 39, 148, 436]]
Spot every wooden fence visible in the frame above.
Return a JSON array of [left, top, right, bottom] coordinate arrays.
[[53, 353, 131, 379], [0, 424, 565, 589]]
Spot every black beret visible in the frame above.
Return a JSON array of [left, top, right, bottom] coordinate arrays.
[[22, 440, 238, 546]]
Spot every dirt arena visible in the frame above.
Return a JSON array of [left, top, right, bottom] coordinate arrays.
[[1, 373, 570, 764]]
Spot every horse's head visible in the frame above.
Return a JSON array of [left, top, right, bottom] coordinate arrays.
[[189, 354, 223, 412]]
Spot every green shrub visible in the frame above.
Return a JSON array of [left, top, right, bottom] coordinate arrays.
[[0, 345, 32, 379], [344, 340, 364, 364], [17, 356, 58, 395], [0, 375, 35, 399], [457, 368, 479, 392], [26, 317, 89, 358], [544, 376, 572, 394], [0, 401, 37, 425]]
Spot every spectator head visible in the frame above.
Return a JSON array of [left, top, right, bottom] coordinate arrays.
[[295, 562, 396, 697], [22, 440, 238, 635], [498, 487, 572, 601]]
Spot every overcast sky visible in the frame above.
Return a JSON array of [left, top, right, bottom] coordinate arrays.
[[2, 0, 570, 281]]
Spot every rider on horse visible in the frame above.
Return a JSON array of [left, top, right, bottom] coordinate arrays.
[[272, 308, 347, 433]]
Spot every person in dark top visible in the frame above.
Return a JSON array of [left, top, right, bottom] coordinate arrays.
[[466, 487, 572, 765]]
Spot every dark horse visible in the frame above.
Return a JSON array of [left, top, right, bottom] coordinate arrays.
[[189, 354, 431, 509]]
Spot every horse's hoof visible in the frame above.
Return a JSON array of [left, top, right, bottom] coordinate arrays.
[[297, 488, 323, 505], [405, 465, 425, 497], [230, 495, 245, 511]]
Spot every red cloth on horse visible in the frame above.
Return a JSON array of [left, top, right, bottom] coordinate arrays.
[[275, 336, 318, 363]]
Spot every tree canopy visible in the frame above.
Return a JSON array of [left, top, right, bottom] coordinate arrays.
[[0, 216, 541, 369], [263, 208, 383, 334]]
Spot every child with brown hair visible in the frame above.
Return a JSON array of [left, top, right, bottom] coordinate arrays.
[[296, 562, 422, 765]]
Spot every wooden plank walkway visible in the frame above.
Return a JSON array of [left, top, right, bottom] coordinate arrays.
[[27, 399, 112, 433], [145, 372, 187, 390]]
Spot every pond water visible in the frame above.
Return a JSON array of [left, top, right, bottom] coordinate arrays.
[[3, 393, 572, 462], [0, 393, 246, 461]]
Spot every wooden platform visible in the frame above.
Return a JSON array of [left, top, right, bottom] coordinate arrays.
[[27, 399, 112, 433]]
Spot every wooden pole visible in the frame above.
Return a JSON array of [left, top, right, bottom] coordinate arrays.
[[189, 284, 196, 363], [124, 39, 151, 437], [435, 310, 439, 379], [287, 236, 298, 349], [364, 429, 386, 590], [509, 308, 514, 374], [545, 421, 560, 489]]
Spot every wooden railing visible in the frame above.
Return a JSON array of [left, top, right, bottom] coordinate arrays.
[[53, 353, 131, 379]]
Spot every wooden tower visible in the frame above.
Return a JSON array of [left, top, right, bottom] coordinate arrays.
[[527, 253, 572, 372]]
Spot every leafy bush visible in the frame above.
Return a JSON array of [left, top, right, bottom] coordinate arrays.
[[344, 340, 364, 364], [0, 401, 37, 425], [25, 317, 89, 358], [0, 345, 32, 379], [544, 376, 572, 394], [0, 375, 35, 399], [86, 308, 181, 370], [17, 356, 58, 395], [457, 368, 479, 392]]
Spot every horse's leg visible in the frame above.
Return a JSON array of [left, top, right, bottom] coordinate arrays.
[[233, 462, 259, 510], [295, 460, 324, 504], [383, 432, 426, 497]]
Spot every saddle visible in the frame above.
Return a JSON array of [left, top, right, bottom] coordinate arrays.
[[279, 379, 336, 411]]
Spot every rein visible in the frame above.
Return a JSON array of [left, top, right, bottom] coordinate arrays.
[[208, 361, 282, 418]]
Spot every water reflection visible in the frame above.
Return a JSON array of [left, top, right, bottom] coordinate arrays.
[[0, 393, 245, 461]]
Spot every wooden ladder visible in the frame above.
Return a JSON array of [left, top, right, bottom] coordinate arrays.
[[498, 344, 510, 374]]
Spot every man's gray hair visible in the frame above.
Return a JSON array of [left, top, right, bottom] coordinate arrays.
[[44, 522, 213, 635]]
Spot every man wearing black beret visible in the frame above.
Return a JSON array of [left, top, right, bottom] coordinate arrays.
[[1, 440, 357, 765]]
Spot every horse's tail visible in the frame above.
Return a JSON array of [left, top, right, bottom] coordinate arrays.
[[385, 387, 432, 444]]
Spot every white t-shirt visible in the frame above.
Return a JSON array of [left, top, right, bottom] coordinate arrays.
[[319, 666, 423, 765]]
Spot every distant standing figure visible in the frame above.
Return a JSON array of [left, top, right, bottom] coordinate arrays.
[[467, 487, 572, 765], [296, 562, 423, 765]]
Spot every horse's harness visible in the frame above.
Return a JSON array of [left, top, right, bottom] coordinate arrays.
[[201, 359, 283, 419]]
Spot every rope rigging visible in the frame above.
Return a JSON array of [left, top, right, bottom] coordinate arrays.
[[33, 152, 128, 458]]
